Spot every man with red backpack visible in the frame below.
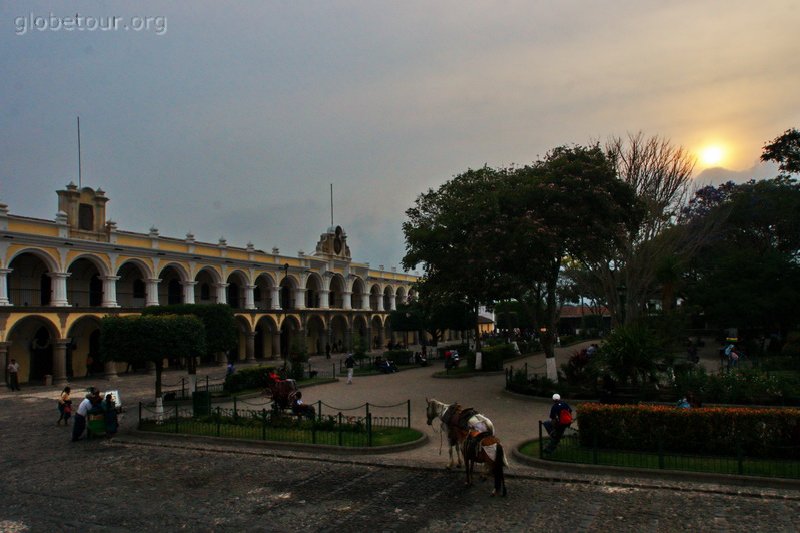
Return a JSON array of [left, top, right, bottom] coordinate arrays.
[[543, 393, 573, 454]]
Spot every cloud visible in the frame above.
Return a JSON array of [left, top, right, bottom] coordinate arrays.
[[693, 161, 781, 187]]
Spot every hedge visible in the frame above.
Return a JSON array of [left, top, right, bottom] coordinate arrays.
[[224, 365, 281, 393], [576, 403, 800, 459], [384, 349, 414, 365]]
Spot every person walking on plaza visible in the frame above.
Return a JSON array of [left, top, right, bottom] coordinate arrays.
[[7, 358, 21, 391], [345, 353, 355, 384], [543, 393, 573, 454], [57, 386, 72, 425]]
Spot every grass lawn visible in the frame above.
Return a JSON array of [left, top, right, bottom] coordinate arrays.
[[518, 440, 800, 479], [140, 417, 422, 448]]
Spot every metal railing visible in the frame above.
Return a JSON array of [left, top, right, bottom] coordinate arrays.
[[138, 399, 411, 447], [162, 374, 227, 400], [537, 421, 800, 479]]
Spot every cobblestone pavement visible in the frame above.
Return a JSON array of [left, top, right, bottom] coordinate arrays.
[[2, 344, 799, 532]]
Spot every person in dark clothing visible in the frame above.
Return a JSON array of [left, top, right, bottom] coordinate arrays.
[[542, 393, 573, 453]]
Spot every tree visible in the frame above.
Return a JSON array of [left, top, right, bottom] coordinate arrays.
[[498, 145, 639, 376], [761, 128, 800, 175], [582, 133, 697, 325], [683, 177, 800, 338], [99, 315, 206, 399], [403, 167, 516, 350], [143, 304, 237, 372]]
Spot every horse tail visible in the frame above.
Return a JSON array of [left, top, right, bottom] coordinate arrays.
[[493, 443, 507, 496]]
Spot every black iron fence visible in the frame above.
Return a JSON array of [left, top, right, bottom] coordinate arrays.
[[162, 374, 226, 400], [138, 399, 411, 447], [537, 421, 800, 479]]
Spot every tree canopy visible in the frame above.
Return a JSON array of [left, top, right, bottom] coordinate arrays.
[[402, 144, 639, 373], [99, 314, 206, 398], [761, 128, 800, 175]]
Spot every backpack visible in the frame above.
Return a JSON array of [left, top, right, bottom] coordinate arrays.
[[558, 405, 573, 425]]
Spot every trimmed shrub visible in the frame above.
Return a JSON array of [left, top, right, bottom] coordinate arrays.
[[384, 349, 414, 365], [224, 365, 278, 393], [576, 403, 800, 459], [480, 344, 516, 371]]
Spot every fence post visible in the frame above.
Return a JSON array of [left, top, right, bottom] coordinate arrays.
[[538, 420, 543, 459], [407, 400, 411, 428], [366, 402, 370, 421], [737, 442, 744, 475], [206, 375, 209, 391], [338, 412, 343, 447], [312, 416, 317, 444], [233, 396, 238, 419], [367, 413, 373, 447], [216, 406, 221, 437], [317, 400, 322, 420], [181, 378, 186, 399], [175, 403, 179, 433], [332, 363, 336, 378], [262, 409, 267, 441]]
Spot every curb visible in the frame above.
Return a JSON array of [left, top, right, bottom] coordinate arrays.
[[121, 428, 430, 456]]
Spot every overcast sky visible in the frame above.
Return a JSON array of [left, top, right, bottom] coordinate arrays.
[[1, 1, 798, 269]]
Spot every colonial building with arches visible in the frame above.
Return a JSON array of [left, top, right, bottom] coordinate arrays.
[[0, 184, 418, 385]]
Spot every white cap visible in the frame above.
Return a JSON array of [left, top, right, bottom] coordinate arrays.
[[552, 393, 561, 401]]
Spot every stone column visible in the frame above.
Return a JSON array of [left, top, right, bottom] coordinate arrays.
[[319, 289, 330, 309], [389, 294, 396, 311], [145, 278, 161, 306], [53, 339, 69, 385], [271, 332, 281, 360], [245, 332, 256, 362], [375, 294, 384, 312], [48, 272, 71, 307], [0, 268, 11, 306], [271, 287, 282, 310], [0, 342, 10, 385], [215, 283, 228, 305], [244, 284, 256, 310], [182, 281, 197, 305], [294, 288, 306, 310], [342, 291, 352, 310], [101, 276, 121, 307], [345, 327, 353, 352]]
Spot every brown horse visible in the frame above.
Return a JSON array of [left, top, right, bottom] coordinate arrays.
[[463, 432, 508, 497], [426, 398, 506, 495]]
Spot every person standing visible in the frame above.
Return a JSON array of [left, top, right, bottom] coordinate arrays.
[[58, 386, 72, 425], [72, 389, 95, 442], [542, 393, 573, 454], [7, 358, 20, 391], [345, 353, 355, 385], [325, 342, 331, 360]]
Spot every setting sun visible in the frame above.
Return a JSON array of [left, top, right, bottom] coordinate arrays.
[[700, 145, 725, 167]]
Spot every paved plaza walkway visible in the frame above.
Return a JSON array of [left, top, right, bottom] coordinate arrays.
[[3, 341, 800, 532]]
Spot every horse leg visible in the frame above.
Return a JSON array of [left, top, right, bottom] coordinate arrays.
[[491, 444, 507, 497]]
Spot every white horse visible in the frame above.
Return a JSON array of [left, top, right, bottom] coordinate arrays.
[[425, 398, 495, 469]]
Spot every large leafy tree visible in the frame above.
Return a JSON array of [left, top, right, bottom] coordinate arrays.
[[403, 146, 638, 379], [402, 167, 516, 350], [498, 145, 639, 369], [143, 304, 237, 372], [99, 314, 206, 399], [683, 177, 800, 338]]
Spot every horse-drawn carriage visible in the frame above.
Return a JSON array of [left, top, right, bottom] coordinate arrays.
[[264, 378, 299, 410]]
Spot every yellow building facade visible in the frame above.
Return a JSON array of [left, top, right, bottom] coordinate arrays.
[[1, 184, 418, 385]]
